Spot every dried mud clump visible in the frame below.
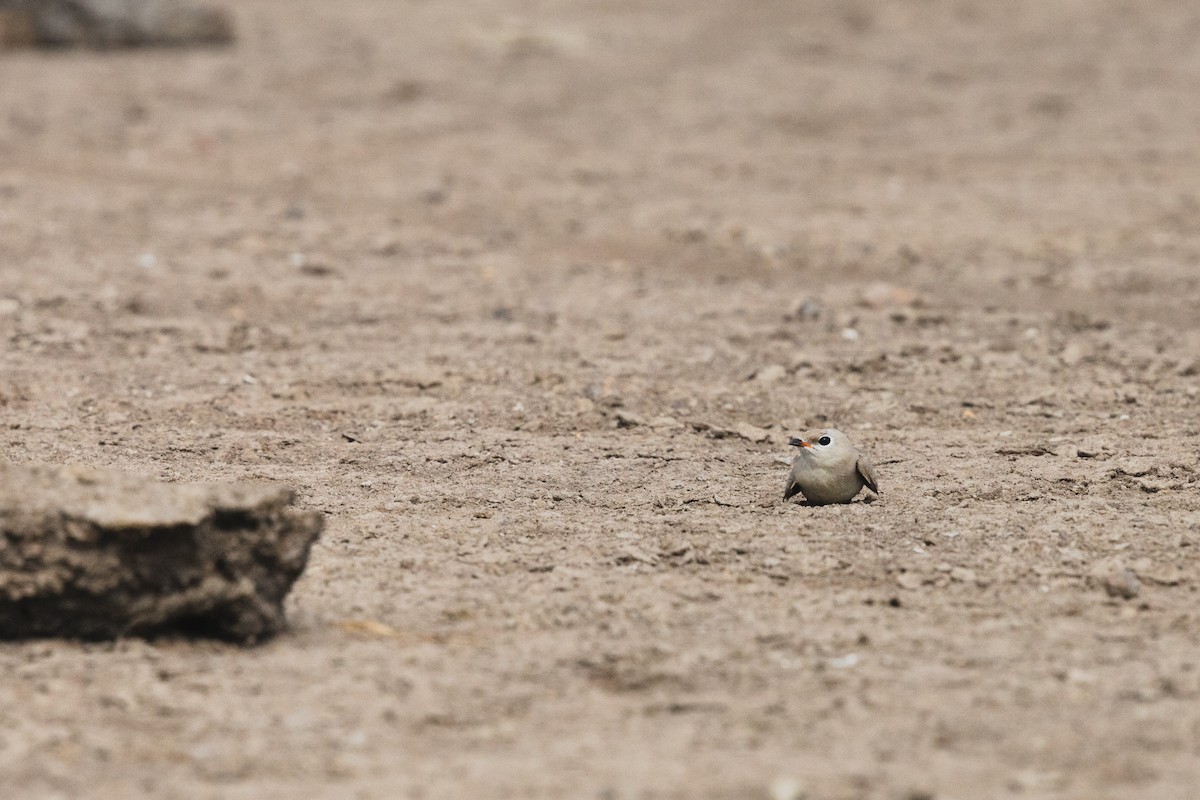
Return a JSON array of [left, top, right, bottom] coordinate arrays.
[[0, 462, 322, 643], [0, 0, 233, 49]]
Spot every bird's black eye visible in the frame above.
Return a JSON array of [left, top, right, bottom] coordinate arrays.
[[818, 436, 832, 446]]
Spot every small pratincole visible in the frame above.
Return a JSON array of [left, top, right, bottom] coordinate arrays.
[[783, 429, 879, 505]]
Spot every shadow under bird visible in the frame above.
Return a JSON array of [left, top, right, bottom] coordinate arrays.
[[783, 429, 879, 505]]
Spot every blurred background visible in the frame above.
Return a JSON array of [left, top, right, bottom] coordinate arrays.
[[3, 0, 1199, 323]]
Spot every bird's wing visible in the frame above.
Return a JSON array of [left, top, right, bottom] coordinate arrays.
[[782, 463, 803, 501], [856, 454, 880, 495]]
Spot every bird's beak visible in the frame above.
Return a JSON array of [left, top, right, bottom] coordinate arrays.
[[789, 437, 810, 448]]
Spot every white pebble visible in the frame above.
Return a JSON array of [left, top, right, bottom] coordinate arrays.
[[769, 777, 807, 800]]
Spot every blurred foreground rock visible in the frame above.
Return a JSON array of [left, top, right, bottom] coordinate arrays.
[[0, 0, 232, 49], [0, 463, 322, 642]]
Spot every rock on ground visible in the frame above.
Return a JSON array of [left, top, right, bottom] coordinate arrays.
[[0, 462, 322, 642], [0, 0, 232, 49]]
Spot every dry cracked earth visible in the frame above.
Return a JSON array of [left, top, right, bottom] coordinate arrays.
[[2, 1, 1200, 798]]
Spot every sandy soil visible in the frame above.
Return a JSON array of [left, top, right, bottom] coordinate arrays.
[[2, 1, 1200, 798]]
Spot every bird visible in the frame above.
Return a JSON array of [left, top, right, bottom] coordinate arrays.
[[783, 429, 879, 505]]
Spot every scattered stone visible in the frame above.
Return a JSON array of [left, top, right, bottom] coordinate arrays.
[[949, 566, 977, 584], [1053, 442, 1076, 459], [396, 369, 443, 390], [1100, 567, 1141, 600], [752, 363, 788, 385], [0, 0, 233, 49], [1058, 548, 1086, 565], [1138, 569, 1179, 588], [732, 422, 771, 443], [615, 411, 643, 428], [768, 776, 807, 800], [0, 462, 322, 642], [789, 297, 822, 321], [897, 572, 923, 590], [858, 281, 922, 310], [1062, 668, 1097, 685], [1133, 476, 1172, 493], [1059, 341, 1086, 366], [616, 544, 658, 566]]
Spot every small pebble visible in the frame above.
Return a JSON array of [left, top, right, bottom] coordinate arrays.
[[733, 422, 770, 443], [615, 411, 642, 428], [794, 298, 822, 320], [949, 566, 977, 584], [1102, 568, 1141, 600], [769, 776, 807, 800], [754, 364, 788, 384]]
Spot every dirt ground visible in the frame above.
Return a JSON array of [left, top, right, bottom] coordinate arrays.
[[2, 1, 1200, 798]]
